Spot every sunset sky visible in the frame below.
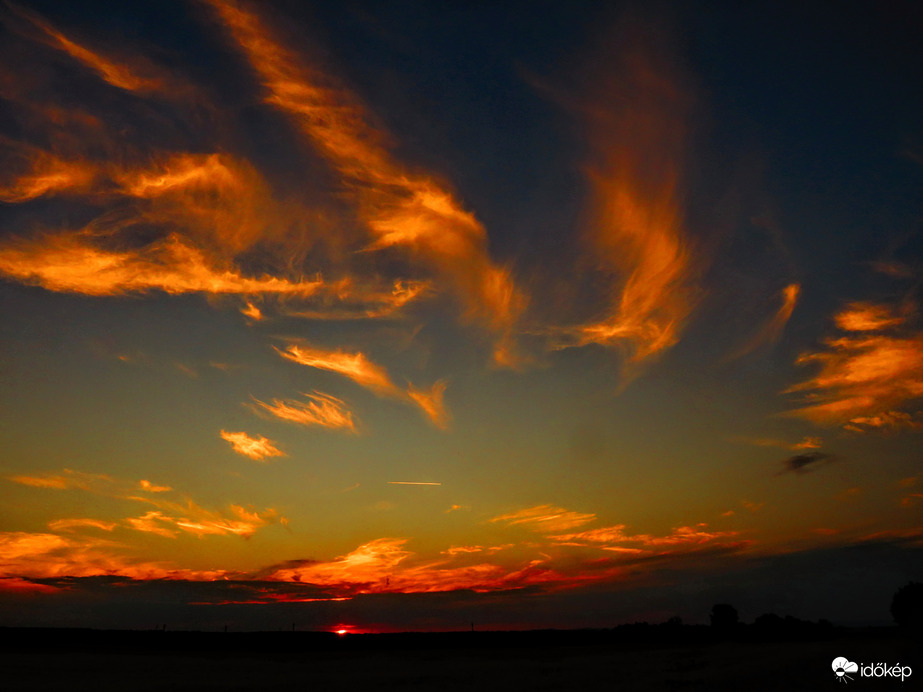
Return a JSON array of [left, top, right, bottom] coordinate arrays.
[[1, 0, 921, 632]]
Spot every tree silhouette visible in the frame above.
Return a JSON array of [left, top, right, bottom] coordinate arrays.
[[890, 581, 923, 628], [710, 603, 739, 629]]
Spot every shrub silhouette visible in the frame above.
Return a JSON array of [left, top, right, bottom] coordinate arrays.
[[890, 581, 923, 628], [709, 603, 738, 628]]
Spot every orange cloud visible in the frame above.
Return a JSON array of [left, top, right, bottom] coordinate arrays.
[[490, 504, 597, 533], [0, 530, 231, 581], [8, 469, 113, 491], [406, 380, 450, 430], [551, 522, 738, 549], [126, 510, 179, 538], [834, 302, 906, 332], [0, 233, 326, 297], [125, 497, 281, 540], [843, 411, 923, 433], [9, 469, 281, 543], [220, 430, 286, 461], [735, 435, 822, 451], [262, 537, 620, 596], [46, 518, 117, 532], [0, 147, 97, 202], [276, 343, 396, 395], [138, 480, 171, 493], [786, 333, 923, 426], [276, 342, 449, 428], [786, 299, 923, 427], [897, 476, 918, 488], [731, 283, 800, 359], [241, 300, 263, 321], [552, 20, 698, 366], [205, 0, 524, 364], [5, 3, 205, 102], [252, 391, 357, 431], [281, 280, 430, 321]]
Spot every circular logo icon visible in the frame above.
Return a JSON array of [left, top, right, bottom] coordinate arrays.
[[832, 657, 858, 683]]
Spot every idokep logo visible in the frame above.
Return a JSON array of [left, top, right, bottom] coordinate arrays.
[[832, 658, 858, 683], [831, 657, 913, 683]]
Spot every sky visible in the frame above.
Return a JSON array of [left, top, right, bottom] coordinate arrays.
[[0, 0, 921, 632]]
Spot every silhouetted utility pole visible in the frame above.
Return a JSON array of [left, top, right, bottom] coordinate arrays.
[[471, 622, 474, 632]]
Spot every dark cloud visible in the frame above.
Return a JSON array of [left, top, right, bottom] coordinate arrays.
[[780, 451, 834, 475]]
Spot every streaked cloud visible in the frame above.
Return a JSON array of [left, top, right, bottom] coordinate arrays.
[[735, 435, 822, 451], [276, 343, 396, 395], [46, 518, 117, 532], [834, 302, 906, 332], [7, 3, 169, 94], [490, 504, 597, 533], [406, 380, 450, 430], [7, 469, 282, 543], [126, 511, 179, 539], [0, 147, 96, 202], [786, 331, 923, 427], [551, 522, 737, 548], [843, 411, 923, 433], [9, 469, 113, 491], [252, 391, 357, 431], [387, 481, 442, 486], [281, 280, 430, 321], [125, 501, 279, 539], [730, 283, 800, 359], [138, 480, 171, 493], [205, 0, 525, 365], [0, 531, 231, 581], [276, 342, 450, 428], [220, 430, 286, 461], [261, 537, 616, 596], [552, 18, 698, 366], [0, 233, 327, 297]]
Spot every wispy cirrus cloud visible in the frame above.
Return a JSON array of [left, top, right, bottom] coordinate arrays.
[[0, 531, 232, 581], [785, 301, 923, 428], [275, 342, 449, 428], [204, 0, 525, 365], [138, 480, 171, 493], [125, 501, 279, 539], [220, 430, 286, 461], [730, 283, 800, 359], [834, 302, 907, 332], [550, 522, 738, 549], [9, 469, 114, 491], [46, 518, 117, 532], [0, 232, 326, 297], [7, 469, 283, 541], [6, 2, 178, 95], [252, 391, 357, 431], [489, 504, 597, 533], [551, 16, 699, 368], [843, 411, 923, 433], [275, 343, 396, 395], [734, 435, 822, 451]]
